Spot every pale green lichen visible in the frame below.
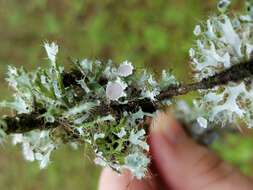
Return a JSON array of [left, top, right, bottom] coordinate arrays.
[[0, 41, 178, 178]]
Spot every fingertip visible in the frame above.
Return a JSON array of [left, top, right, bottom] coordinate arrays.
[[98, 168, 155, 190], [98, 168, 130, 190]]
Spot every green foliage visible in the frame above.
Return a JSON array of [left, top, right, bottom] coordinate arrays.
[[213, 133, 253, 175]]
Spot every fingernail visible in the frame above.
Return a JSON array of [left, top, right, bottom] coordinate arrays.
[[151, 111, 186, 144]]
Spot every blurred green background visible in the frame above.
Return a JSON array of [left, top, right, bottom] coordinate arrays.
[[0, 0, 252, 189]]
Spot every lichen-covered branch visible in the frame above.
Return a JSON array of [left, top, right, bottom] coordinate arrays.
[[2, 1, 253, 178], [1, 59, 253, 135], [157, 59, 253, 100]]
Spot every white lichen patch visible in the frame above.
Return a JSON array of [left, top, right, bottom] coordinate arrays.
[[190, 0, 253, 127], [44, 42, 59, 64]]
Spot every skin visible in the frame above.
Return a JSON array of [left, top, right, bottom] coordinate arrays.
[[98, 112, 253, 190]]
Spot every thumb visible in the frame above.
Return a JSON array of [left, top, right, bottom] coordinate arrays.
[[149, 112, 253, 190]]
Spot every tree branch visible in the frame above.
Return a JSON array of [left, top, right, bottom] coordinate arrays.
[[1, 59, 253, 135], [157, 59, 253, 100], [2, 112, 47, 134]]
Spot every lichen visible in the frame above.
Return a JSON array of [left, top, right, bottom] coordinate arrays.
[[190, 0, 253, 128]]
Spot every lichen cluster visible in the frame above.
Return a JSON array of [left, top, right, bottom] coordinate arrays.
[[0, 41, 178, 178], [190, 0, 253, 128], [1, 0, 253, 179]]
